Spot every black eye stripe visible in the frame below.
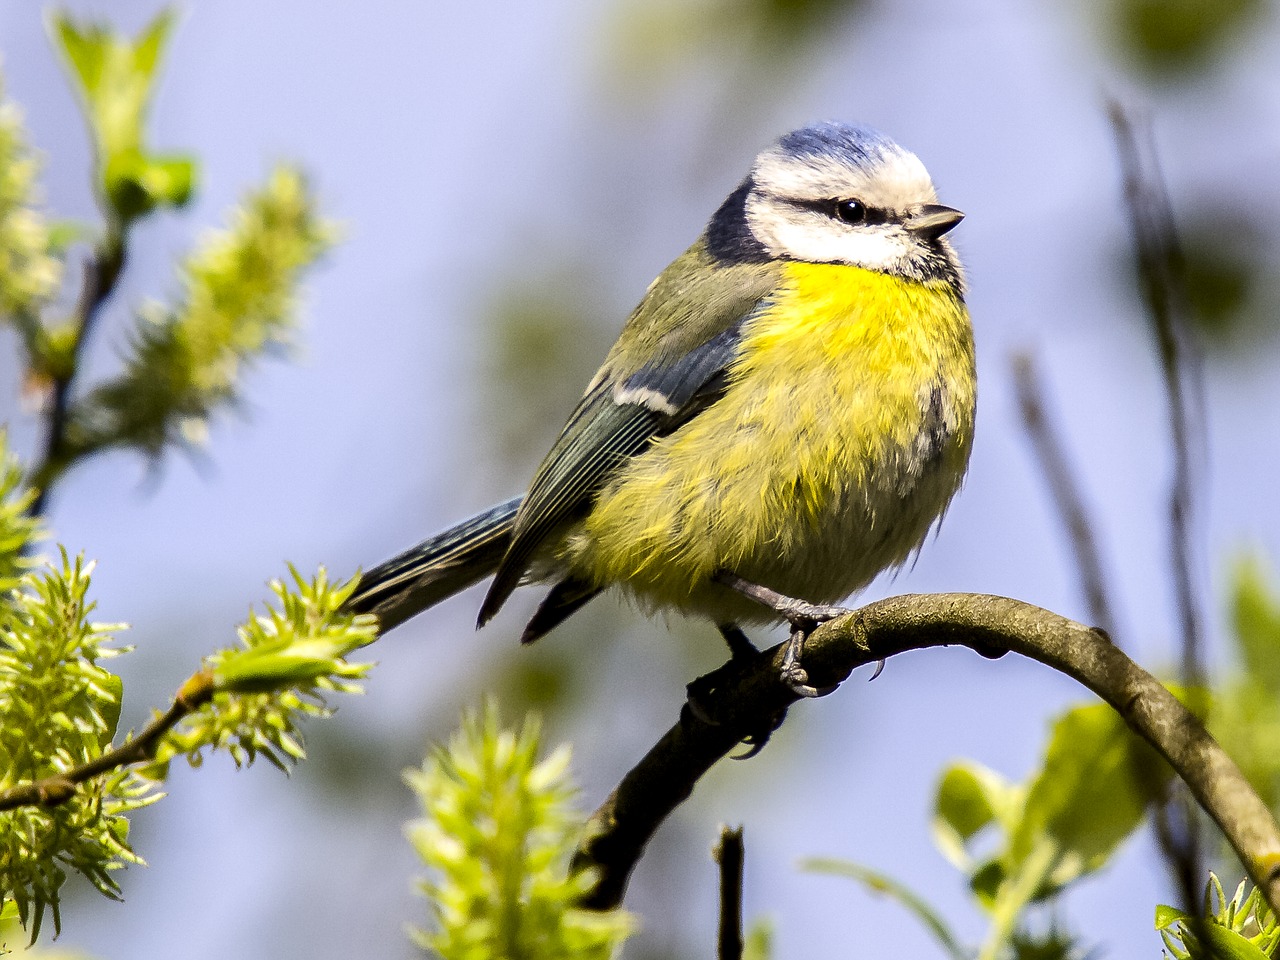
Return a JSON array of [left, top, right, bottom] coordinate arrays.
[[790, 197, 889, 226]]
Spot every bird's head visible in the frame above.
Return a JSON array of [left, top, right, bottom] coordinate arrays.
[[708, 121, 965, 290]]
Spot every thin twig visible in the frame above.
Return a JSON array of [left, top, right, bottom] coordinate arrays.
[[714, 825, 745, 960], [574, 594, 1280, 916], [0, 668, 213, 811], [27, 231, 127, 517], [1108, 102, 1205, 693], [1110, 98, 1207, 912], [1011, 351, 1119, 639]]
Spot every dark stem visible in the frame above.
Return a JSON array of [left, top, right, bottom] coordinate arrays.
[[715, 825, 745, 960], [27, 229, 126, 517], [1109, 99, 1207, 913], [1108, 102, 1204, 696], [0, 669, 213, 811], [1011, 352, 1119, 640]]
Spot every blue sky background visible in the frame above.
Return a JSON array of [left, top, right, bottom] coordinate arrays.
[[2, 1, 1280, 957]]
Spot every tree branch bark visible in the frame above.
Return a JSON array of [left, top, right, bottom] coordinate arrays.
[[575, 593, 1280, 916]]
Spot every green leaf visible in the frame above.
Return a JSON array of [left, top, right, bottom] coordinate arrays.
[[801, 858, 967, 960], [1010, 702, 1171, 892], [742, 918, 774, 960], [1230, 553, 1280, 694], [933, 760, 1018, 870], [1161, 916, 1274, 960], [0, 432, 41, 591], [97, 673, 123, 746], [1196, 926, 1273, 960], [1103, 0, 1264, 78], [150, 568, 376, 773], [968, 857, 1007, 911], [0, 552, 153, 942], [1160, 874, 1280, 960], [214, 635, 370, 694], [49, 8, 196, 222], [1156, 904, 1194, 931], [104, 150, 196, 222]]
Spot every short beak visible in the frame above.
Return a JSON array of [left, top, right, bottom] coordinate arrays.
[[907, 204, 964, 241]]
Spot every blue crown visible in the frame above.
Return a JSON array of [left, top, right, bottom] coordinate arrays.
[[775, 121, 900, 169]]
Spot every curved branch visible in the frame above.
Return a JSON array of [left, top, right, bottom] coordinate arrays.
[[575, 593, 1280, 915]]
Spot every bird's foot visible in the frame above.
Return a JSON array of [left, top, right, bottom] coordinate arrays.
[[778, 625, 840, 698], [713, 571, 847, 697]]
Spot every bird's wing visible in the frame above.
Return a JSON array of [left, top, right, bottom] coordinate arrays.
[[477, 246, 780, 624]]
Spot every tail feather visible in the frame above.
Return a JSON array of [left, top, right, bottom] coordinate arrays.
[[346, 496, 522, 633]]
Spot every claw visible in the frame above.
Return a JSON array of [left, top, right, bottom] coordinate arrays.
[[686, 670, 724, 726], [713, 570, 850, 696]]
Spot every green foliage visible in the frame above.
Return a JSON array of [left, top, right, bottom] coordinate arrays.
[[1211, 553, 1280, 812], [148, 569, 377, 773], [50, 10, 195, 222], [608, 0, 866, 82], [0, 8, 358, 945], [742, 919, 774, 960], [0, 83, 61, 330], [929, 704, 1171, 918], [0, 434, 41, 595], [2, 16, 335, 497], [1006, 925, 1085, 960], [1178, 211, 1272, 345], [808, 701, 1171, 960], [1113, 207, 1279, 350], [1158, 874, 1280, 960], [1007, 702, 1170, 890], [1100, 0, 1264, 78], [64, 165, 335, 460], [0, 554, 157, 940], [405, 704, 635, 960], [0, 562, 373, 942]]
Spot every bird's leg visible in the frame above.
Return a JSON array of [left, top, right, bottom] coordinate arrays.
[[713, 570, 847, 698], [717, 623, 759, 660], [713, 570, 849, 624]]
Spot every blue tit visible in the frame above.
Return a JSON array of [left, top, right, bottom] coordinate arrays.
[[349, 121, 974, 695]]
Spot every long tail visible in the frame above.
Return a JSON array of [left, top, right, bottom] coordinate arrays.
[[345, 496, 522, 633]]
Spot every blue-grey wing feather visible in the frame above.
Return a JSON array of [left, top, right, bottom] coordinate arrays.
[[477, 314, 756, 624]]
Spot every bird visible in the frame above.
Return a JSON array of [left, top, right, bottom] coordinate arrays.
[[347, 121, 975, 697]]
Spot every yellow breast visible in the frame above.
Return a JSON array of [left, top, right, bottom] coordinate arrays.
[[569, 261, 976, 622]]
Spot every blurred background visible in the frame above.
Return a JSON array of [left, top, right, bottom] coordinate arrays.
[[2, 0, 1280, 956]]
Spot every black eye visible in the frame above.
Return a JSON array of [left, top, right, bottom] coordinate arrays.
[[831, 199, 866, 225]]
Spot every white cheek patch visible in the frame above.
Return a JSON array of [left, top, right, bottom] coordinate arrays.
[[782, 223, 911, 272]]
